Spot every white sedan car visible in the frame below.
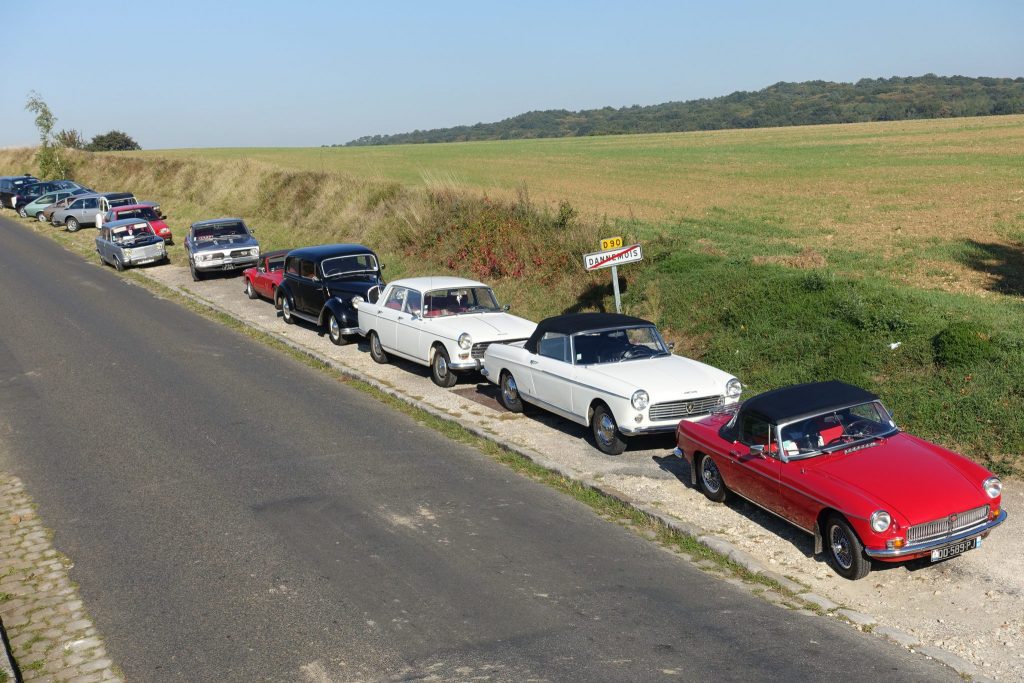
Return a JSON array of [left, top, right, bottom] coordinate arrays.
[[482, 312, 742, 454], [355, 277, 537, 387]]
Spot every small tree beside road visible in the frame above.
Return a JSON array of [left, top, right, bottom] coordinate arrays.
[[86, 130, 141, 152], [24, 91, 71, 178]]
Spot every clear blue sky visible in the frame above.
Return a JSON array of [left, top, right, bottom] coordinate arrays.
[[1, 1, 1021, 149]]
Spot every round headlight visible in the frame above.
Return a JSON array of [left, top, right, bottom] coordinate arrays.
[[983, 477, 1002, 499], [351, 295, 364, 307], [870, 510, 891, 533], [631, 390, 650, 411], [458, 333, 472, 350], [726, 378, 742, 398]]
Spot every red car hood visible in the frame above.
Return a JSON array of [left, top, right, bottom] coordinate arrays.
[[801, 433, 989, 524]]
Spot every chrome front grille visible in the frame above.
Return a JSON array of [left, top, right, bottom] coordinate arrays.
[[649, 395, 724, 421], [230, 249, 252, 258], [129, 244, 164, 261], [906, 505, 990, 544], [472, 339, 526, 360]]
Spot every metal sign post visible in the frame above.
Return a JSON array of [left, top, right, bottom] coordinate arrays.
[[610, 264, 621, 313], [583, 238, 643, 314]]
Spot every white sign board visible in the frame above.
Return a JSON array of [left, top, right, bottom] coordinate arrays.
[[583, 244, 643, 271]]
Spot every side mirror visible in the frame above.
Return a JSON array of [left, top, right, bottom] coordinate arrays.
[[502, 304, 511, 311], [667, 341, 676, 350], [160, 213, 167, 219], [749, 444, 766, 458], [380, 263, 386, 270]]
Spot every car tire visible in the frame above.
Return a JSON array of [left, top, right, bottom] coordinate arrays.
[[281, 295, 295, 324], [245, 280, 257, 299], [327, 313, 351, 345], [430, 346, 458, 388], [498, 371, 525, 413], [18, 207, 27, 218], [190, 260, 204, 282], [113, 255, 125, 272], [65, 217, 79, 232], [697, 453, 728, 502], [368, 331, 389, 364], [36, 212, 46, 222], [824, 514, 871, 580], [591, 403, 627, 455]]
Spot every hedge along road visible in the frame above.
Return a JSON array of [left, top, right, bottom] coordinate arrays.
[[0, 216, 958, 682]]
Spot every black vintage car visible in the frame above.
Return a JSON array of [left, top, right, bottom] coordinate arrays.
[[0, 175, 39, 209], [275, 244, 384, 345]]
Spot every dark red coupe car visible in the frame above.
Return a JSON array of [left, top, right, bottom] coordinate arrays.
[[675, 381, 1006, 579], [243, 249, 289, 302]]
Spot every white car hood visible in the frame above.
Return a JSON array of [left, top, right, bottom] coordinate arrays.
[[586, 355, 735, 400], [440, 313, 536, 342]]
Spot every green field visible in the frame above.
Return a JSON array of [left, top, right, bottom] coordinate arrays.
[[4, 114, 1024, 474]]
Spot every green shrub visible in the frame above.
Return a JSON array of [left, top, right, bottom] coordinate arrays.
[[933, 321, 995, 367]]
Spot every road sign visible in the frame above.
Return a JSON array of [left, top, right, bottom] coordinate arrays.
[[600, 236, 623, 250], [583, 243, 643, 271]]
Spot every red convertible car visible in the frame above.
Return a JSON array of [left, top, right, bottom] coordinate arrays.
[[675, 381, 1006, 579], [243, 249, 289, 302]]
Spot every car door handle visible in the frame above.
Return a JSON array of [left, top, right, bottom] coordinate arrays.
[[728, 450, 740, 457], [377, 309, 383, 314], [529, 360, 539, 365]]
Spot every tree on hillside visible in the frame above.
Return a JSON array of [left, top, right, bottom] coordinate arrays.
[[86, 130, 141, 152], [55, 128, 86, 149], [24, 91, 71, 178]]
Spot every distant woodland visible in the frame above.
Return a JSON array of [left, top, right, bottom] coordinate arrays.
[[340, 75, 1024, 146]]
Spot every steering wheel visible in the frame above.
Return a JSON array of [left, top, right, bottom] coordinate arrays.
[[843, 419, 876, 439], [622, 345, 656, 359]]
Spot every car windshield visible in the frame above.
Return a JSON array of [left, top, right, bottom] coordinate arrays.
[[424, 286, 499, 317], [111, 224, 155, 243], [571, 325, 670, 364], [777, 400, 898, 458], [118, 207, 160, 221], [194, 222, 248, 241], [321, 254, 378, 278], [266, 256, 285, 271]]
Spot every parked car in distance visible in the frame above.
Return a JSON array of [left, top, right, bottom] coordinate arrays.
[[276, 243, 384, 345], [482, 313, 742, 454], [21, 188, 88, 221], [14, 179, 86, 214], [0, 175, 39, 208], [184, 218, 260, 280], [675, 380, 1007, 580], [242, 249, 289, 302], [103, 203, 173, 243], [51, 192, 137, 231], [356, 276, 536, 387], [95, 219, 168, 271], [41, 195, 78, 224]]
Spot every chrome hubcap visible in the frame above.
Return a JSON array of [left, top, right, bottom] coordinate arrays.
[[502, 375, 518, 403], [372, 334, 382, 355], [282, 299, 291, 318], [701, 458, 721, 493], [329, 316, 339, 339], [596, 414, 616, 446], [436, 355, 448, 377], [830, 526, 853, 569]]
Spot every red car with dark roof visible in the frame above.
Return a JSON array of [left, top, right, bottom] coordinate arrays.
[[675, 380, 1006, 579], [243, 249, 289, 302]]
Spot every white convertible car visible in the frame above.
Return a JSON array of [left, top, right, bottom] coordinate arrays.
[[355, 277, 537, 387], [482, 313, 742, 454]]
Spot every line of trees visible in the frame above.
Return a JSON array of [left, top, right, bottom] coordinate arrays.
[[341, 75, 1024, 146]]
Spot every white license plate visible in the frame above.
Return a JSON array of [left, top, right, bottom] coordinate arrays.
[[931, 536, 980, 562], [136, 258, 155, 264]]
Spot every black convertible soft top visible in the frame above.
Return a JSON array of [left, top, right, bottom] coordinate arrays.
[[741, 381, 878, 423], [524, 312, 652, 354]]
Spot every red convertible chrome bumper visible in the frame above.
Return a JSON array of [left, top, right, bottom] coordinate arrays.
[[864, 510, 1007, 559]]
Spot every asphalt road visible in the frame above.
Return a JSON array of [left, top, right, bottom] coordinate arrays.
[[0, 216, 957, 682]]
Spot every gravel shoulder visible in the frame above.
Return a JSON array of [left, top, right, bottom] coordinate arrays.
[[131, 260, 1023, 681]]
